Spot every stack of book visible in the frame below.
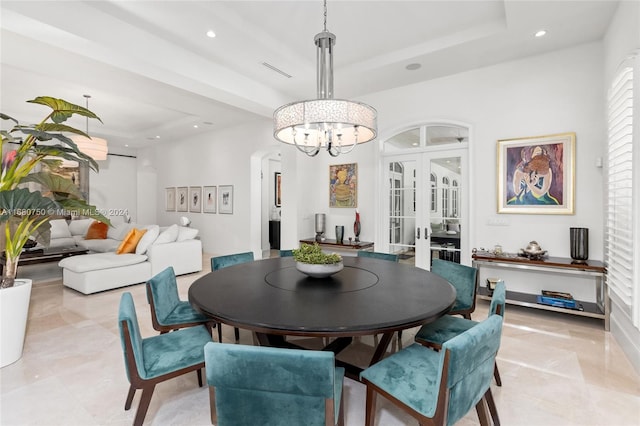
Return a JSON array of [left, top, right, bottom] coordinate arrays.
[[536, 290, 584, 311]]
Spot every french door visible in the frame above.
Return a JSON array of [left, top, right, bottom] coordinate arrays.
[[382, 127, 468, 270]]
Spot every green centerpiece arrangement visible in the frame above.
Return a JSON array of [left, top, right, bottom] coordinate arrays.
[[292, 243, 343, 278]]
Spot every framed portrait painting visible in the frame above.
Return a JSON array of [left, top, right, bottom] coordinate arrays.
[[189, 186, 202, 212], [218, 185, 234, 214], [329, 163, 357, 208], [165, 187, 176, 211], [203, 186, 217, 213], [176, 187, 188, 212], [274, 172, 282, 207], [497, 132, 575, 215]]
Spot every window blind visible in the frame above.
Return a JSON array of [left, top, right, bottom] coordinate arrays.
[[605, 63, 637, 327]]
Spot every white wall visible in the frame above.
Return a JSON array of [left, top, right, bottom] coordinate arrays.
[[147, 119, 275, 255], [89, 152, 137, 221], [603, 0, 640, 373]]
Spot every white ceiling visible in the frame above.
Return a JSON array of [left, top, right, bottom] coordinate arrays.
[[0, 0, 619, 150]]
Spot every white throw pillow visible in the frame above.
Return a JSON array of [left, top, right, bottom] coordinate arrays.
[[107, 222, 134, 241], [176, 226, 199, 241], [68, 218, 94, 236], [154, 224, 179, 245], [135, 225, 160, 254], [49, 219, 72, 239]]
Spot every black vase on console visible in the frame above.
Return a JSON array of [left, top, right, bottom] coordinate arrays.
[[570, 227, 588, 263]]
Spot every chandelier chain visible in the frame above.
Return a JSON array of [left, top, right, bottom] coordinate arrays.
[[323, 0, 327, 32]]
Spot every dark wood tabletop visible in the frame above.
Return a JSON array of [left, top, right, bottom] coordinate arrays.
[[189, 256, 455, 337], [189, 256, 456, 379]]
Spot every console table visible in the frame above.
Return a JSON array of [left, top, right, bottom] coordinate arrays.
[[299, 238, 373, 256], [1, 246, 89, 277], [471, 252, 609, 330]]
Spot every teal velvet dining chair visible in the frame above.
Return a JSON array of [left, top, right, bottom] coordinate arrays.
[[118, 292, 211, 426], [279, 249, 294, 257], [204, 342, 345, 426], [210, 251, 255, 342], [146, 266, 218, 339], [360, 314, 504, 426], [357, 250, 399, 262], [431, 259, 478, 319], [415, 280, 506, 394]]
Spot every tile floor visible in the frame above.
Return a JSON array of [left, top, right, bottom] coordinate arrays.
[[1, 255, 639, 425]]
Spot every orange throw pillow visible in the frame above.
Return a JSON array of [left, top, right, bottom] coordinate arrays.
[[85, 221, 108, 240], [116, 228, 147, 254]]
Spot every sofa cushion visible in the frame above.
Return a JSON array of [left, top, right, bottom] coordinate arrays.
[[136, 225, 160, 255], [68, 218, 94, 236], [176, 226, 199, 241], [49, 219, 71, 239], [116, 228, 147, 254], [48, 237, 76, 248], [86, 221, 109, 240], [77, 238, 121, 253], [107, 222, 134, 241], [59, 252, 147, 273], [154, 224, 179, 245]]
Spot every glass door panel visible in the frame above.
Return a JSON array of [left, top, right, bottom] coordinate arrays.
[[387, 159, 417, 264]]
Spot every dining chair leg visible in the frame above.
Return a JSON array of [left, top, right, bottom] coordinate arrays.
[[217, 323, 222, 343], [124, 385, 136, 410], [484, 388, 500, 426], [133, 384, 156, 426], [209, 386, 217, 425], [493, 362, 502, 386], [197, 368, 203, 387], [234, 327, 240, 342], [365, 385, 377, 426], [475, 396, 491, 426]]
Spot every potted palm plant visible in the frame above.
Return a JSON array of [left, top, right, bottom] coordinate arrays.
[[1, 97, 109, 367]]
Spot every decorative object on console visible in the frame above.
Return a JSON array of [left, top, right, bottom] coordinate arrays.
[[335, 225, 344, 244], [497, 132, 575, 215], [179, 216, 191, 227], [354, 210, 361, 242], [218, 185, 234, 214], [315, 213, 326, 241], [292, 243, 343, 278], [273, 0, 376, 157], [569, 227, 588, 263], [519, 240, 547, 260]]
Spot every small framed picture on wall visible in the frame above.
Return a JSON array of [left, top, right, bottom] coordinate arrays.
[[218, 185, 234, 214], [177, 187, 188, 212], [189, 186, 202, 212], [203, 186, 217, 213], [165, 187, 176, 211]]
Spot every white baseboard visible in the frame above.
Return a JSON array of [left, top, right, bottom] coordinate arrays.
[[610, 309, 640, 375]]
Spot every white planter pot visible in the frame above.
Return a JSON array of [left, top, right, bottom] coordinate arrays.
[[296, 261, 344, 278], [0, 279, 32, 368]]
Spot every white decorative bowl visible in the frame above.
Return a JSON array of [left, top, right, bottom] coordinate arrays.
[[296, 261, 344, 278]]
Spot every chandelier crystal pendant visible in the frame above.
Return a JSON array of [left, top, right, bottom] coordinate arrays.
[[71, 94, 108, 161], [273, 0, 377, 157]]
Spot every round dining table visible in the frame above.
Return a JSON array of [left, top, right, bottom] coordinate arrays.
[[189, 256, 456, 379]]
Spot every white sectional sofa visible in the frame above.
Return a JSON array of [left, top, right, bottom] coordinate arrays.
[[52, 219, 202, 294]]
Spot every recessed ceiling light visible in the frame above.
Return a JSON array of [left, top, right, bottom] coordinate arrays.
[[535, 30, 547, 38], [406, 63, 421, 71], [412, 142, 419, 146], [155, 135, 160, 139], [193, 124, 199, 128], [206, 30, 216, 38], [124, 144, 129, 147]]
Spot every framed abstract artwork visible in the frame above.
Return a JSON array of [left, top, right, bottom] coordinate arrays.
[[218, 185, 234, 214], [329, 163, 357, 208], [497, 132, 575, 214], [274, 172, 282, 207], [176, 186, 188, 212], [203, 186, 217, 213], [189, 186, 202, 212], [165, 187, 176, 211]]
